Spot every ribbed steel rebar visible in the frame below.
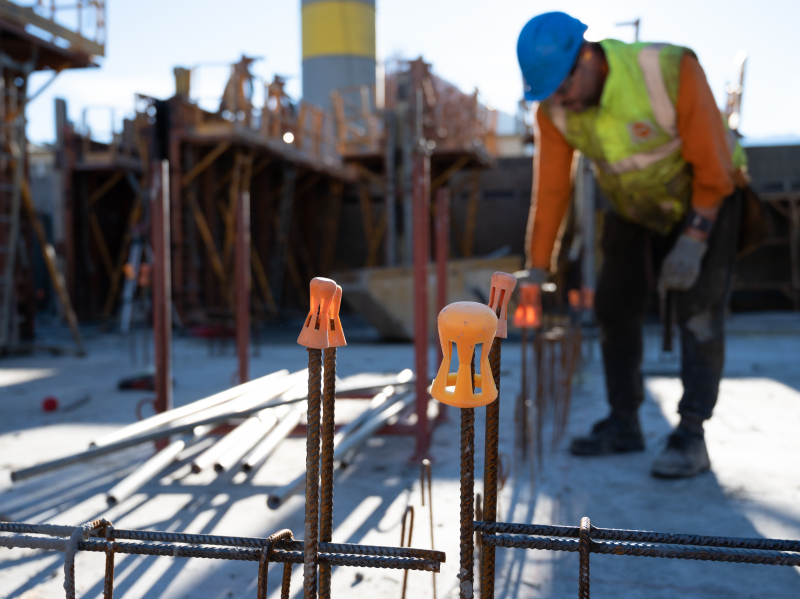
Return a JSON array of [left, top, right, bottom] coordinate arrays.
[[579, 517, 591, 599], [103, 525, 115, 599], [479, 535, 800, 566], [481, 337, 502, 599], [281, 562, 293, 599], [92, 528, 444, 561], [472, 521, 800, 552], [304, 348, 323, 599], [65, 519, 109, 599], [459, 407, 475, 599], [319, 347, 337, 599], [69, 540, 443, 571], [258, 529, 294, 599]]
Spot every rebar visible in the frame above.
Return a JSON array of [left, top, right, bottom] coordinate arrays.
[[459, 406, 475, 599], [579, 517, 590, 599], [400, 505, 415, 599], [304, 348, 323, 599], [0, 521, 446, 592], [258, 529, 294, 599], [420, 459, 437, 599], [318, 347, 337, 599], [481, 337, 502, 599], [103, 524, 115, 599], [472, 521, 800, 552]]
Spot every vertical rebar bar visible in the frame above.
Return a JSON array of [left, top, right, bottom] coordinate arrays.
[[318, 347, 337, 599], [281, 563, 293, 599], [304, 348, 323, 599], [579, 517, 591, 599], [103, 525, 115, 599], [420, 459, 437, 599], [481, 337, 502, 598], [459, 407, 475, 599]]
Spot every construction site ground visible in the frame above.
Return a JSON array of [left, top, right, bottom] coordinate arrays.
[[1, 312, 799, 598]]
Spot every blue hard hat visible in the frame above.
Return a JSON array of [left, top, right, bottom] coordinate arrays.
[[517, 12, 588, 101]]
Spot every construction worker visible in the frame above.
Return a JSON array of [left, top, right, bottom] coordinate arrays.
[[516, 12, 746, 478]]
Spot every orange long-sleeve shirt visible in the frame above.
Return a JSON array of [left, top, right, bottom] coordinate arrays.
[[526, 53, 735, 270]]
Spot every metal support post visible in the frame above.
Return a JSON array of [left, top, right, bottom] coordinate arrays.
[[236, 189, 250, 384], [384, 111, 397, 267], [434, 187, 449, 367], [412, 150, 431, 460], [151, 160, 172, 415]]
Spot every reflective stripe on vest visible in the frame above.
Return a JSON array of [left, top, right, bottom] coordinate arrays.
[[549, 44, 681, 176]]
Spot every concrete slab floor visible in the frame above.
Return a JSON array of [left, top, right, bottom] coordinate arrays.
[[0, 312, 798, 598]]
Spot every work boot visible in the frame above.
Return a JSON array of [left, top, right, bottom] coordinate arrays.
[[569, 413, 645, 456], [651, 427, 711, 478]]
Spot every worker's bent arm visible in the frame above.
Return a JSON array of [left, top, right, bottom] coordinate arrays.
[[526, 104, 574, 270], [676, 54, 735, 214]]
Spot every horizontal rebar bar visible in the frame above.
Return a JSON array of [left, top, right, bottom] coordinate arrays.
[[0, 524, 446, 563], [72, 540, 442, 571], [480, 534, 800, 566], [473, 521, 800, 553]]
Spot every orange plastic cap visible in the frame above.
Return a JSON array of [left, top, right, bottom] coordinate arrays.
[[327, 285, 347, 348], [488, 271, 517, 338], [431, 301, 498, 408], [298, 277, 338, 349], [513, 283, 541, 329]]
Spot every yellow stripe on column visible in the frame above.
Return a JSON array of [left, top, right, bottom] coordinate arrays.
[[302, 1, 376, 59]]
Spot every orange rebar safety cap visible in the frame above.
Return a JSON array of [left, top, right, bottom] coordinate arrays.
[[431, 301, 498, 408], [327, 285, 346, 348], [488, 271, 517, 338], [298, 277, 338, 349]]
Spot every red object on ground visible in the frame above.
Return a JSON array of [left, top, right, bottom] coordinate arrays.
[[42, 397, 59, 412]]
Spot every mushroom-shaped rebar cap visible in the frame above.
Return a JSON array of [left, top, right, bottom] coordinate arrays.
[[488, 271, 517, 338], [298, 277, 338, 349], [431, 301, 498, 408], [327, 285, 346, 348], [513, 283, 541, 329]]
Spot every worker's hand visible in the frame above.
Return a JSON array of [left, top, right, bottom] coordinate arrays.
[[513, 268, 547, 286], [658, 235, 707, 292]]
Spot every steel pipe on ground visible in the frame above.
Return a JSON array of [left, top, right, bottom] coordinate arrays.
[[106, 425, 212, 505], [91, 370, 290, 447], [11, 375, 308, 482], [266, 391, 414, 509], [242, 404, 305, 472], [214, 412, 278, 473]]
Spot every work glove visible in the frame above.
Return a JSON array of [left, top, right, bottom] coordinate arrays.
[[658, 234, 707, 292], [513, 268, 547, 286]]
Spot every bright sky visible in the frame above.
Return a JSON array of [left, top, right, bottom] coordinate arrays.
[[25, 0, 799, 144]]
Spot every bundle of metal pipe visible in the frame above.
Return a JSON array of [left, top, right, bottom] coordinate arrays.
[[106, 425, 214, 505], [266, 388, 413, 510], [190, 410, 277, 473], [242, 403, 305, 472], [10, 371, 309, 482], [91, 370, 291, 448]]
